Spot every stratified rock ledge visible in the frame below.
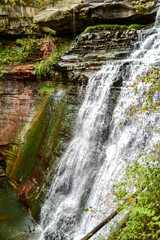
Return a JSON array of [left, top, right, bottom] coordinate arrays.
[[34, 0, 159, 35]]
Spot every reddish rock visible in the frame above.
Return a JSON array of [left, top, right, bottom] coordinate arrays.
[[39, 39, 55, 59], [0, 82, 33, 146], [6, 39, 55, 81], [0, 39, 55, 181], [17, 177, 38, 204], [16, 169, 44, 205], [7, 64, 35, 81]]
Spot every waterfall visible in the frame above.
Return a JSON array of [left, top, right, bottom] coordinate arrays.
[[39, 10, 160, 240], [72, 8, 76, 37]]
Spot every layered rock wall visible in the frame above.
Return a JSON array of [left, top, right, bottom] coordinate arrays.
[[0, 76, 82, 217], [55, 25, 140, 83], [34, 0, 159, 35], [0, 0, 159, 218], [0, 4, 38, 37]]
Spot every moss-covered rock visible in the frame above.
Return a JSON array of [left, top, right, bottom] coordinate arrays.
[[2, 80, 80, 219]]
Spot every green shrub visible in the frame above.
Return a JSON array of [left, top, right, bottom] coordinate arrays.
[[0, 37, 42, 65], [34, 38, 72, 79], [111, 143, 160, 240], [129, 67, 160, 116], [15, 37, 42, 62], [0, 0, 47, 8]]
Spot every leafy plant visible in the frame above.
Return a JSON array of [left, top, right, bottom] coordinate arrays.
[[0, 37, 42, 66], [0, 48, 18, 65], [0, 0, 47, 8], [15, 37, 42, 62], [34, 38, 72, 79], [0, 37, 43, 78], [111, 143, 160, 240]]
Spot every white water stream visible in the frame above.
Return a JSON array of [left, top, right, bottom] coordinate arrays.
[[39, 10, 160, 240]]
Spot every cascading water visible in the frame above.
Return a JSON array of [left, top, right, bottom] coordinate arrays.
[[39, 10, 160, 240], [72, 8, 76, 37]]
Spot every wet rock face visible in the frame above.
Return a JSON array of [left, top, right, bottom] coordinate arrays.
[[0, 80, 35, 179], [0, 38, 55, 158], [0, 35, 80, 217], [34, 0, 158, 36], [0, 73, 83, 217], [17, 174, 40, 205]]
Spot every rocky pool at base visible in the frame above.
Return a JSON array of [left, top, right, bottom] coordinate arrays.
[[0, 178, 39, 240]]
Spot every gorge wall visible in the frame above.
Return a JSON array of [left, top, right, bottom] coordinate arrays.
[[0, 0, 159, 218], [34, 0, 158, 35], [0, 4, 38, 37]]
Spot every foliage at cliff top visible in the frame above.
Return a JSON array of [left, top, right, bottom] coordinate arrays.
[[0, 0, 155, 10], [126, 0, 156, 8], [0, 0, 60, 8], [0, 0, 43, 7]]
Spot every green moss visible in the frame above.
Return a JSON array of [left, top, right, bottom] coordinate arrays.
[[30, 200, 42, 219], [10, 98, 49, 183], [8, 88, 76, 217], [128, 24, 147, 30], [40, 87, 55, 95], [83, 23, 149, 33], [83, 24, 127, 33]]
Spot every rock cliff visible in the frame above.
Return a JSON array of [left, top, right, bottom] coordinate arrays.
[[34, 0, 159, 35], [56, 24, 142, 83], [0, 4, 38, 37], [0, 0, 159, 218], [0, 38, 82, 218]]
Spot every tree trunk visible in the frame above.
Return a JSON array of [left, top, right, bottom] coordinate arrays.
[[81, 186, 145, 240], [81, 209, 119, 240]]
